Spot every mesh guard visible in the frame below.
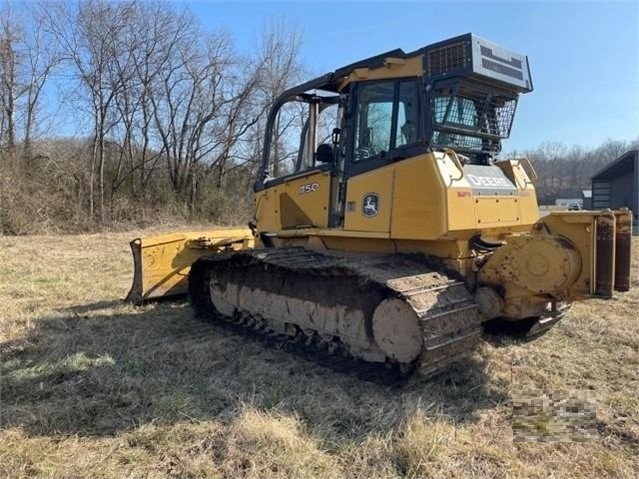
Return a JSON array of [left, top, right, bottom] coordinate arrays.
[[428, 80, 518, 154]]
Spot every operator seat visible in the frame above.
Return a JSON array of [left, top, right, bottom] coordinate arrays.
[[316, 143, 333, 163]]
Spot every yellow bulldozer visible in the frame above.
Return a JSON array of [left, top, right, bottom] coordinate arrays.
[[126, 33, 632, 379]]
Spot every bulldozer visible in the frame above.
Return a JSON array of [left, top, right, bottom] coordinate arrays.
[[126, 33, 632, 378]]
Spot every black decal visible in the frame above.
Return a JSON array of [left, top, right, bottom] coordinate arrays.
[[481, 58, 524, 80], [480, 45, 522, 68]]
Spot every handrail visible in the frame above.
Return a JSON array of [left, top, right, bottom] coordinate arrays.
[[443, 149, 465, 181]]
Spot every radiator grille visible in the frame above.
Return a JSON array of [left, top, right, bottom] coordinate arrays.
[[427, 41, 467, 77]]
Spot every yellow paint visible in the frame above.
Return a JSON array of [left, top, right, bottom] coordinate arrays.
[[473, 197, 520, 226], [475, 208, 629, 314], [338, 56, 423, 91], [391, 153, 447, 239], [540, 212, 598, 298], [497, 160, 540, 226], [321, 236, 397, 254], [273, 225, 469, 260], [344, 168, 394, 232], [329, 152, 543, 242], [254, 169, 332, 231], [277, 228, 390, 239], [126, 229, 253, 304]]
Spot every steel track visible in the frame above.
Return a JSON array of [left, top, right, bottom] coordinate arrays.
[[188, 248, 485, 383]]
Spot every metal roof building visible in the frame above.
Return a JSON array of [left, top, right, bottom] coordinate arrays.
[[591, 149, 638, 235]]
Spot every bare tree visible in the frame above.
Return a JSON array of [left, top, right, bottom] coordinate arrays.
[[108, 3, 190, 204], [147, 23, 269, 214], [0, 4, 59, 161], [19, 6, 59, 160], [219, 20, 305, 184], [0, 4, 20, 156], [1, 2, 309, 230], [526, 138, 637, 204], [47, 0, 136, 221]]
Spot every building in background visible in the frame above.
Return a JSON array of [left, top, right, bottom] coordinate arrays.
[[591, 149, 638, 235]]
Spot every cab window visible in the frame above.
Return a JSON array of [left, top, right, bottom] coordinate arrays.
[[396, 81, 418, 146], [354, 82, 394, 161], [267, 97, 340, 179], [353, 79, 419, 162], [269, 100, 306, 178]]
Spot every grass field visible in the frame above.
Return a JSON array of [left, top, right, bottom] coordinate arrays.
[[1, 230, 637, 478]]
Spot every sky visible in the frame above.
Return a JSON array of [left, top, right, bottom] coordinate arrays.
[[187, 0, 639, 154]]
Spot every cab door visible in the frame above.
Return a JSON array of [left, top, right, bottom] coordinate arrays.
[[342, 79, 421, 233]]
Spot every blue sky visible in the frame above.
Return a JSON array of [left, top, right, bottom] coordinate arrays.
[[188, 0, 639, 154]]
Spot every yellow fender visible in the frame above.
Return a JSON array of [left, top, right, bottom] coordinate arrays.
[[126, 229, 254, 305]]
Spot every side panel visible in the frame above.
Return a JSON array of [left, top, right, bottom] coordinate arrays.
[[392, 153, 539, 239], [496, 160, 540, 226], [342, 153, 541, 240], [344, 167, 394, 232], [472, 197, 520, 226], [255, 169, 332, 231], [392, 154, 448, 238]]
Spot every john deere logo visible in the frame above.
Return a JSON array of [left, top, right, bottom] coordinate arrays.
[[362, 193, 380, 217]]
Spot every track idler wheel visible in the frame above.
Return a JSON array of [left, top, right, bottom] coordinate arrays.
[[372, 299, 422, 363]]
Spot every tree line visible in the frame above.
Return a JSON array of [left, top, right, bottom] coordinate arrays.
[[0, 1, 636, 234], [517, 139, 638, 205], [0, 1, 303, 233]]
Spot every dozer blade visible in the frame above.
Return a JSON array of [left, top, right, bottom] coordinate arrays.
[[126, 229, 253, 305]]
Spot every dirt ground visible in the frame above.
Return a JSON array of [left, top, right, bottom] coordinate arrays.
[[1, 230, 637, 478]]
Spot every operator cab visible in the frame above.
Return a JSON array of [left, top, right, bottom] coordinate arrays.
[[255, 33, 533, 230]]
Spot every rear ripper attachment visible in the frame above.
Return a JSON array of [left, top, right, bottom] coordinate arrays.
[[476, 208, 633, 335], [539, 208, 632, 298]]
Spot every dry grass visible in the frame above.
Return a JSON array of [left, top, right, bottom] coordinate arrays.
[[0, 230, 637, 478]]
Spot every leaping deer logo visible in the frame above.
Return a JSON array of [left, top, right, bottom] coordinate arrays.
[[362, 193, 379, 217]]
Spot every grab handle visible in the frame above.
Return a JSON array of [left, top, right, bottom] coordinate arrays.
[[443, 149, 464, 181]]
